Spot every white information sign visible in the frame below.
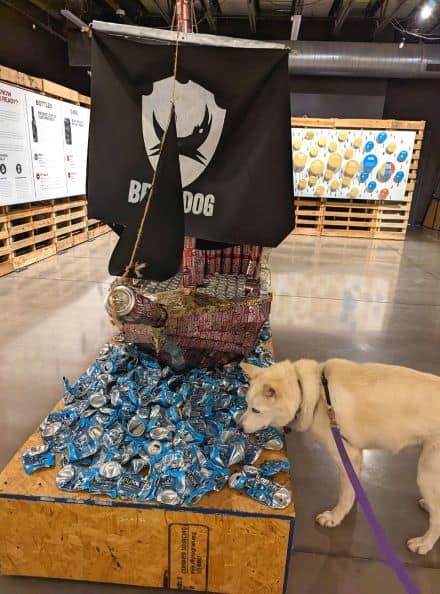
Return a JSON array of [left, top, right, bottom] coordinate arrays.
[[26, 91, 68, 200], [60, 102, 90, 196], [0, 82, 35, 205]]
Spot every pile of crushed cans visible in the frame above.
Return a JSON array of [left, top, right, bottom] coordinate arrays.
[[22, 325, 292, 509]]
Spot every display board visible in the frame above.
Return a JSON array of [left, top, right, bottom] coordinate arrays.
[[0, 82, 35, 205], [0, 81, 90, 206], [292, 127, 416, 201], [60, 102, 90, 197], [25, 92, 68, 200]]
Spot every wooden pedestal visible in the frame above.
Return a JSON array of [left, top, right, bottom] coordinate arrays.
[[0, 406, 295, 593]]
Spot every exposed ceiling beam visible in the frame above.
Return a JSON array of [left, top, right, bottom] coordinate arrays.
[[25, 0, 65, 21], [200, 0, 217, 33], [290, 0, 304, 40], [328, 0, 343, 18], [365, 0, 387, 17], [334, 0, 356, 35], [0, 0, 66, 40], [248, 0, 257, 35], [140, 0, 171, 24], [374, 0, 411, 35]]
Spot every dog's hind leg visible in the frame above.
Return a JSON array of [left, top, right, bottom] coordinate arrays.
[[313, 422, 363, 528], [408, 437, 440, 555]]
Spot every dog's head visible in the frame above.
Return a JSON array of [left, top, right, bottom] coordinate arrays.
[[239, 359, 321, 434]]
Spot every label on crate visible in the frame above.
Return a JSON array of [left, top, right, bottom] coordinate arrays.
[[0, 82, 35, 205], [25, 91, 68, 200], [60, 102, 90, 196], [169, 523, 209, 591]]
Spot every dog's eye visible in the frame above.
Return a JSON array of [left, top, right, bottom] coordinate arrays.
[[251, 407, 261, 414]]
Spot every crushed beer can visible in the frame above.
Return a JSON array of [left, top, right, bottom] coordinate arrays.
[[22, 444, 56, 474], [253, 427, 285, 450]]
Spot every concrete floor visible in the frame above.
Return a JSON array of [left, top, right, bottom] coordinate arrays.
[[1, 229, 440, 594]]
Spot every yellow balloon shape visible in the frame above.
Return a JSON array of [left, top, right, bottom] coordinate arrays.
[[330, 180, 340, 191], [386, 142, 397, 154], [318, 136, 327, 147], [342, 176, 351, 187], [324, 170, 333, 181], [305, 130, 314, 140], [350, 187, 360, 198], [308, 175, 317, 186], [353, 137, 362, 149], [297, 178, 307, 190], [338, 130, 348, 142], [328, 153, 342, 171], [293, 152, 307, 170], [310, 146, 319, 157], [293, 137, 302, 150], [344, 148, 354, 160], [309, 159, 324, 176], [328, 141, 338, 153], [344, 160, 360, 177], [316, 185, 325, 196]]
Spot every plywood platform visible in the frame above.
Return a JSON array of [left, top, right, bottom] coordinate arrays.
[[0, 344, 295, 593], [292, 117, 425, 240]]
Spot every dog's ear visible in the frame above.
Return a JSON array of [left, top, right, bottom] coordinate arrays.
[[294, 359, 321, 431], [263, 384, 277, 399], [240, 362, 260, 379]]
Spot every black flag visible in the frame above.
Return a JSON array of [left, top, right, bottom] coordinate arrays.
[[108, 107, 184, 280], [88, 24, 294, 250]]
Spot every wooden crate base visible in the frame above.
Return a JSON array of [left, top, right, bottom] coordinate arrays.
[[0, 346, 295, 594]]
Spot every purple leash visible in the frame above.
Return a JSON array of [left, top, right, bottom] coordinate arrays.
[[321, 373, 421, 594]]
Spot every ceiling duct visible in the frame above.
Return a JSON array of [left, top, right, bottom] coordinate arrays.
[[287, 41, 440, 78]]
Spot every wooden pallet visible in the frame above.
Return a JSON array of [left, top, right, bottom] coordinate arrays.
[[88, 218, 112, 240], [6, 201, 56, 270], [0, 208, 13, 277], [291, 118, 425, 240]]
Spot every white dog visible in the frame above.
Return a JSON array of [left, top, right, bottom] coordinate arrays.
[[239, 358, 440, 555]]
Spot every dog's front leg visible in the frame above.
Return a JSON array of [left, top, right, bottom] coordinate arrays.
[[310, 406, 362, 528]]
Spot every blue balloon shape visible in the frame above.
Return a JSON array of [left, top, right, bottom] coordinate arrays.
[[397, 150, 408, 162], [364, 141, 374, 152], [377, 132, 387, 143], [359, 172, 369, 183], [394, 171, 405, 183], [367, 181, 377, 192], [363, 154, 378, 171]]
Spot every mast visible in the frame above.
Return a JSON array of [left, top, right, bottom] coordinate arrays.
[[177, 0, 193, 33]]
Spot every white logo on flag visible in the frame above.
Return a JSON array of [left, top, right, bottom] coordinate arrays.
[[142, 77, 226, 188]]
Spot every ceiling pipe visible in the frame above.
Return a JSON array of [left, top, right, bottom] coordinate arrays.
[[287, 40, 440, 78]]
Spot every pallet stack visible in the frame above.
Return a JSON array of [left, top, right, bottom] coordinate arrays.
[[0, 64, 111, 277], [292, 117, 425, 240], [0, 197, 111, 277]]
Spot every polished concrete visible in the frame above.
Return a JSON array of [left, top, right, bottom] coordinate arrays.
[[1, 229, 440, 594]]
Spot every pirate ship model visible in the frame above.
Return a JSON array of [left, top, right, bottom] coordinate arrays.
[[87, 4, 293, 368]]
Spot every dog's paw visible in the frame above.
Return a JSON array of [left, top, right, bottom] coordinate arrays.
[[316, 510, 341, 528], [407, 536, 433, 555], [418, 498, 429, 513]]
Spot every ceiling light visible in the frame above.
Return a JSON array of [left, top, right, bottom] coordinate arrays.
[[420, 0, 436, 20], [115, 8, 126, 17], [399, 36, 405, 48]]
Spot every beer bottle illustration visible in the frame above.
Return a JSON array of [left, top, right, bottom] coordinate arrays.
[[31, 106, 38, 143], [64, 117, 72, 145]]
